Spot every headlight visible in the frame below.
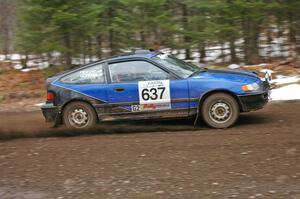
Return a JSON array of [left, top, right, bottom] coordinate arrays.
[[241, 82, 260, 91]]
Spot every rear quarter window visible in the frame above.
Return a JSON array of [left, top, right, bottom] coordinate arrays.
[[60, 64, 105, 84]]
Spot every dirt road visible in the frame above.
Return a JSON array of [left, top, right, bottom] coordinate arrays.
[[0, 101, 299, 199]]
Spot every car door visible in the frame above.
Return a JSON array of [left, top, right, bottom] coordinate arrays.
[[105, 59, 189, 120]]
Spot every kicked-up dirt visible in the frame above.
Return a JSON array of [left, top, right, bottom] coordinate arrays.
[[0, 101, 299, 199]]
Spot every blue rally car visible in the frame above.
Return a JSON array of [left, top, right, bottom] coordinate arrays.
[[41, 50, 269, 129]]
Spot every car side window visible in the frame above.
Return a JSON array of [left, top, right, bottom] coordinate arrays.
[[60, 64, 105, 84], [108, 61, 171, 83]]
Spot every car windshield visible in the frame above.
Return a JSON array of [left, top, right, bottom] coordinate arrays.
[[153, 54, 201, 78]]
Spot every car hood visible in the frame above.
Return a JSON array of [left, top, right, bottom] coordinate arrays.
[[203, 68, 257, 78], [191, 68, 259, 83]]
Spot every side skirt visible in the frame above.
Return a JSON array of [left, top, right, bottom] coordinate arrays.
[[98, 108, 190, 122]]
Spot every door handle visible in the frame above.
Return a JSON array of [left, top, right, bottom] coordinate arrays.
[[113, 87, 125, 92]]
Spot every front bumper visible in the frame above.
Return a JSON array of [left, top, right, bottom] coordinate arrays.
[[41, 103, 60, 123], [238, 91, 269, 112]]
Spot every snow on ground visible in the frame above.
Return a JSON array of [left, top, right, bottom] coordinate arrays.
[[271, 76, 300, 85], [21, 68, 39, 72], [258, 72, 300, 101], [9, 54, 24, 60], [243, 63, 268, 68], [270, 84, 300, 101], [13, 64, 23, 70], [38, 61, 49, 69], [0, 54, 5, 61], [228, 64, 240, 69], [260, 69, 274, 74]]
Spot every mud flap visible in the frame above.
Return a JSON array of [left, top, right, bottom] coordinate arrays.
[[52, 112, 62, 128], [193, 104, 200, 128]]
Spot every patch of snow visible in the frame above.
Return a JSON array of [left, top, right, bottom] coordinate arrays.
[[258, 63, 268, 67], [192, 51, 200, 58], [272, 37, 284, 44], [0, 54, 5, 61], [21, 68, 38, 72], [271, 76, 300, 85], [9, 54, 23, 60], [245, 63, 268, 68], [12, 61, 21, 64], [275, 75, 287, 79], [101, 48, 110, 53], [228, 64, 240, 69], [51, 51, 61, 57], [13, 64, 23, 70], [28, 54, 38, 59], [21, 68, 30, 72], [91, 56, 99, 62], [270, 84, 300, 101], [38, 61, 49, 69], [160, 48, 171, 54], [27, 60, 37, 67], [177, 49, 186, 60]]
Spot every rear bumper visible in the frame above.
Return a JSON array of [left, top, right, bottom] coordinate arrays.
[[41, 103, 60, 123], [238, 92, 269, 112]]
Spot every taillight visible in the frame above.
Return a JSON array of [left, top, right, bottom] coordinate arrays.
[[47, 92, 55, 101]]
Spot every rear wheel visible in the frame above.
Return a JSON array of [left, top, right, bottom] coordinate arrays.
[[63, 101, 97, 129], [201, 93, 239, 128]]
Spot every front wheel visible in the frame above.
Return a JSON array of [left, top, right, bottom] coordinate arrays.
[[62, 101, 97, 129], [201, 93, 239, 129]]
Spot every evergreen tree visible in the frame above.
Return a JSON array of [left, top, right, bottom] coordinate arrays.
[[13, 0, 300, 66], [17, 0, 101, 68]]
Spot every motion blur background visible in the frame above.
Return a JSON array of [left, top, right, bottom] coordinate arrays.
[[0, 2, 300, 198], [1, 0, 300, 111]]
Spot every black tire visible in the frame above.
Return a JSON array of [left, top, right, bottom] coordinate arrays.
[[201, 93, 239, 129], [62, 101, 97, 129]]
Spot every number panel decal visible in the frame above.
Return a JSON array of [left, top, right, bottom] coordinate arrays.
[[135, 80, 171, 111], [138, 80, 170, 104]]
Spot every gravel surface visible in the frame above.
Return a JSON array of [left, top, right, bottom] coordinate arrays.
[[0, 101, 299, 199]]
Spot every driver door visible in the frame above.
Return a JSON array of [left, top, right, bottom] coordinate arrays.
[[105, 60, 189, 120]]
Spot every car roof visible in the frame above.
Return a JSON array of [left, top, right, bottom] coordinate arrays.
[[104, 49, 159, 62], [49, 50, 160, 80]]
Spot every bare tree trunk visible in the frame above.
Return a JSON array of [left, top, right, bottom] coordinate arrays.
[[21, 53, 28, 69], [63, 32, 72, 68], [88, 38, 92, 63], [229, 37, 238, 63], [266, 25, 273, 60], [3, 27, 10, 59], [140, 31, 146, 48], [199, 43, 206, 63], [140, 7, 146, 48], [96, 35, 102, 59], [108, 8, 116, 56], [220, 43, 225, 63], [0, 0, 16, 59], [109, 28, 115, 56], [181, 3, 191, 60], [243, 17, 260, 64], [287, 17, 300, 56]]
